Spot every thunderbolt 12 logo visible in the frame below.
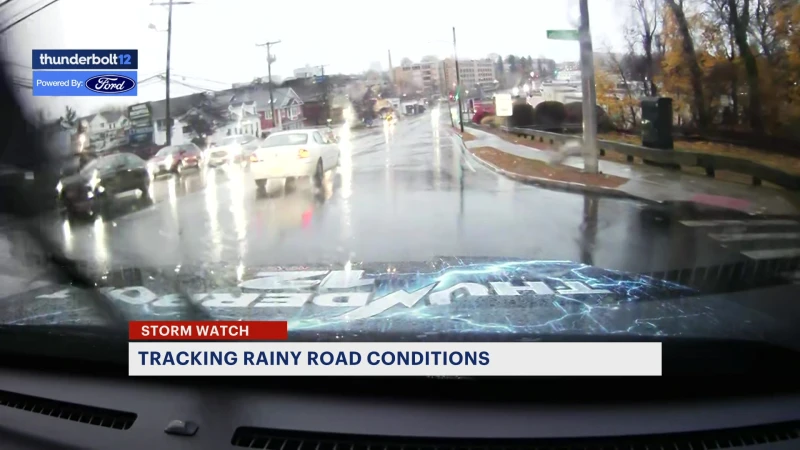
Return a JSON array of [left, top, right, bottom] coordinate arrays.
[[36, 268, 614, 321], [37, 52, 133, 67]]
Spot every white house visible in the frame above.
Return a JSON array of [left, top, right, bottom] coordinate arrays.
[[80, 111, 130, 152]]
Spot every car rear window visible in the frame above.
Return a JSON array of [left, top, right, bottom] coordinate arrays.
[[262, 133, 308, 147]]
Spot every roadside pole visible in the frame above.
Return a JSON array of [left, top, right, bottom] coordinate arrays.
[[578, 0, 599, 173], [452, 26, 464, 133], [256, 40, 281, 130], [150, 0, 193, 146]]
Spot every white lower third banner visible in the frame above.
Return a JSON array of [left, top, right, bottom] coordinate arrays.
[[129, 342, 662, 376]]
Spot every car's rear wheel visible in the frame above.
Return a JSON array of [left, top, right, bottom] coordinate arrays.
[[313, 159, 323, 188]]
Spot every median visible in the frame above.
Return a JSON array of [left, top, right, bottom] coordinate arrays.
[[469, 146, 628, 189]]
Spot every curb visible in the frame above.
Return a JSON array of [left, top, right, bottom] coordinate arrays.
[[453, 133, 658, 203]]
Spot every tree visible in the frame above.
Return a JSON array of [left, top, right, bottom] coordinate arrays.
[[630, 0, 661, 96], [727, 0, 764, 133], [495, 56, 504, 74], [506, 55, 518, 72], [664, 0, 709, 128], [61, 106, 77, 126]]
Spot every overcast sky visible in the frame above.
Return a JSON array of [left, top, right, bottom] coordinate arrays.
[[1, 0, 627, 119]]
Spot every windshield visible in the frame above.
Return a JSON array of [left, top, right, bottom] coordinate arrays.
[[79, 155, 119, 174], [217, 136, 241, 146], [155, 146, 179, 157], [262, 133, 308, 147], [1, 0, 800, 361]]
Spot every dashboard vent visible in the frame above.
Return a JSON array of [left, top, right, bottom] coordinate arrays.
[[0, 389, 136, 430], [231, 421, 800, 450]]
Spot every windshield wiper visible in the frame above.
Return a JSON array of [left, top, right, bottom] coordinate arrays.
[[0, 64, 212, 328]]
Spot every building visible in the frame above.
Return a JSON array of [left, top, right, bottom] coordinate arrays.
[[142, 84, 306, 146], [442, 58, 496, 94], [391, 57, 441, 96], [79, 110, 129, 152], [293, 65, 323, 79]]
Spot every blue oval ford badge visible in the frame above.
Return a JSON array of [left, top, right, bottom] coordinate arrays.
[[84, 74, 136, 94]]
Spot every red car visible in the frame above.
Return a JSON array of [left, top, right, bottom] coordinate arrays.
[[146, 143, 203, 177]]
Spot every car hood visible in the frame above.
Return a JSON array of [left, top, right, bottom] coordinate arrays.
[[2, 257, 799, 344]]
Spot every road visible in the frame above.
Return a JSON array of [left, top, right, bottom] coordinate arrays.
[[4, 109, 800, 290]]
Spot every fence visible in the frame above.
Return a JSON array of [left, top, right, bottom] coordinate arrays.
[[498, 125, 800, 191]]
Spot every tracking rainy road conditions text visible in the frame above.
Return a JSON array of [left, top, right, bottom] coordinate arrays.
[[137, 350, 491, 366]]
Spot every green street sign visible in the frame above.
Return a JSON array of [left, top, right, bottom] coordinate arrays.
[[547, 29, 579, 40]]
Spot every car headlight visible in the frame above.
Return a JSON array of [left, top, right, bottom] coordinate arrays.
[[88, 170, 101, 190], [55, 181, 62, 193]]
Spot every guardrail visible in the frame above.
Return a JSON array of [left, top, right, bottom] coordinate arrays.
[[496, 125, 800, 191]]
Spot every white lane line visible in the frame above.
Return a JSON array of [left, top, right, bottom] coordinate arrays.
[[708, 232, 800, 242], [741, 248, 800, 260], [450, 134, 476, 173], [681, 219, 799, 227]]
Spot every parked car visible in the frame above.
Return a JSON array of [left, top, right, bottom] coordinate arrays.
[[249, 129, 340, 189], [207, 135, 259, 168], [57, 152, 150, 219], [147, 143, 203, 177]]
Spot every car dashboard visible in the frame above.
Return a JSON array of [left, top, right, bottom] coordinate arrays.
[[1, 364, 800, 450]]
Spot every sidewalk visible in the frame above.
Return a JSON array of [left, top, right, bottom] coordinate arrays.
[[462, 126, 800, 216]]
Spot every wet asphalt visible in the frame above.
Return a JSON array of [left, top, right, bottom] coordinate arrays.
[[11, 109, 800, 280]]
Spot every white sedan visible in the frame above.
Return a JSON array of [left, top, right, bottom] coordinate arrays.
[[249, 129, 340, 189]]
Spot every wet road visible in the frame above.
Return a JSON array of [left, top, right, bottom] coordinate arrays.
[[10, 109, 800, 281]]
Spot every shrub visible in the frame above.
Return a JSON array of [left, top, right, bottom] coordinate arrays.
[[563, 102, 614, 132], [533, 101, 567, 127], [509, 103, 536, 127]]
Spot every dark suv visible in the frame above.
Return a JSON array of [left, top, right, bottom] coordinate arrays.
[[57, 152, 150, 219]]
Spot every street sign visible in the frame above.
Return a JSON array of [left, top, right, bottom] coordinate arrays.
[[494, 93, 512, 117], [547, 29, 579, 40], [314, 75, 328, 83]]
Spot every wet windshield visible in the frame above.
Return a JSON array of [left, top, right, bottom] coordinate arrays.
[[0, 0, 798, 353]]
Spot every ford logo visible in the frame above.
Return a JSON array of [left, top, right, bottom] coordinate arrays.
[[85, 74, 136, 94]]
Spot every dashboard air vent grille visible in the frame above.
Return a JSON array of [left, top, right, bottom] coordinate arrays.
[[0, 389, 136, 430], [231, 421, 800, 450]]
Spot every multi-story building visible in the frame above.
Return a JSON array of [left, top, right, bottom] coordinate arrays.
[[392, 57, 441, 96], [442, 58, 496, 94]]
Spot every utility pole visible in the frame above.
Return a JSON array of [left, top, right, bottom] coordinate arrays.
[[256, 40, 281, 130], [317, 65, 330, 124], [150, 0, 193, 146], [578, 0, 599, 173], [452, 26, 464, 133]]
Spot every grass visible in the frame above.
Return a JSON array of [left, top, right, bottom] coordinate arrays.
[[474, 126, 788, 189], [471, 146, 628, 189]]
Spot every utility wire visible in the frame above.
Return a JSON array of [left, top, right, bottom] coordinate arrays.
[[0, 0, 61, 34]]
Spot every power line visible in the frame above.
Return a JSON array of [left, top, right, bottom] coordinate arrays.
[[0, 0, 61, 34], [0, 0, 20, 9]]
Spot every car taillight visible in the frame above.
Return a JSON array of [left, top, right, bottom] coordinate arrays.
[[298, 149, 309, 158]]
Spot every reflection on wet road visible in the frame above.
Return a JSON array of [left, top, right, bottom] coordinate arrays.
[[21, 109, 799, 278]]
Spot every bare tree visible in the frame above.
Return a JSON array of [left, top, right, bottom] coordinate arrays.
[[631, 0, 661, 96], [664, 0, 710, 128], [728, 0, 764, 133]]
